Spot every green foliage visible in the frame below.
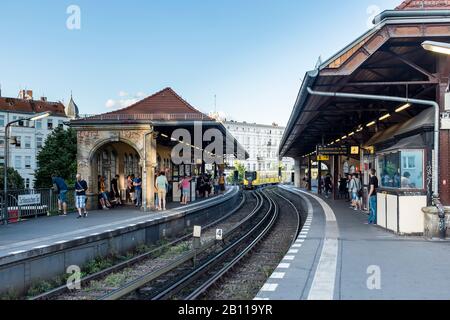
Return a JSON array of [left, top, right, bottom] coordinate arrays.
[[235, 161, 246, 183], [226, 161, 246, 184], [34, 127, 77, 188], [0, 167, 25, 190]]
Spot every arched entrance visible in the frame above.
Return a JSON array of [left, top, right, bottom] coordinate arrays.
[[90, 141, 142, 208]]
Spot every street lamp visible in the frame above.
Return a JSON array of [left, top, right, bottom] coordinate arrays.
[[3, 112, 51, 224], [422, 41, 450, 55]]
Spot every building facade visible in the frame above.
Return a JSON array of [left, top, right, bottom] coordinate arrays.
[[0, 90, 77, 188], [224, 121, 294, 180]]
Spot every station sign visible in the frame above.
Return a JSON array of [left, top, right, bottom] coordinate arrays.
[[317, 155, 330, 161], [193, 225, 202, 238], [350, 146, 360, 155], [18, 194, 41, 206], [316, 145, 348, 156], [216, 229, 223, 241]]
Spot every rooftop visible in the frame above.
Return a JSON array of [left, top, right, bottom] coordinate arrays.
[[0, 96, 66, 117]]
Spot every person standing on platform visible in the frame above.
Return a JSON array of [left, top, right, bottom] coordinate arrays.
[[98, 176, 111, 210], [346, 174, 352, 202], [179, 175, 192, 205], [52, 174, 68, 216], [111, 175, 122, 206], [219, 174, 226, 194], [156, 171, 169, 211], [324, 174, 333, 198], [133, 174, 142, 208], [75, 174, 88, 219], [368, 169, 379, 225]]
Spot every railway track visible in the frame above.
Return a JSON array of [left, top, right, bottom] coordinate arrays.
[[100, 189, 270, 300], [33, 187, 304, 301], [101, 187, 301, 301], [31, 191, 251, 300]]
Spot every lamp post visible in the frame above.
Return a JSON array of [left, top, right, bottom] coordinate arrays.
[[3, 112, 50, 225]]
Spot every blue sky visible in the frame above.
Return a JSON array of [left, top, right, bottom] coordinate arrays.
[[0, 0, 400, 126]]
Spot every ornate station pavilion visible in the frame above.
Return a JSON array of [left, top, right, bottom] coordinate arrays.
[[70, 87, 245, 210]]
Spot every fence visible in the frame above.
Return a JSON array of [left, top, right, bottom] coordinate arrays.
[[0, 188, 76, 224]]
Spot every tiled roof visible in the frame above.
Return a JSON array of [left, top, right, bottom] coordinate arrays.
[[0, 97, 66, 116], [396, 0, 450, 10], [102, 87, 212, 120]]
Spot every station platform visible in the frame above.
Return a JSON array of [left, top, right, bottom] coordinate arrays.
[[256, 186, 450, 300], [0, 191, 231, 260]]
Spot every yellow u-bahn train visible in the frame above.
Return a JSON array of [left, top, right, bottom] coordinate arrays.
[[243, 171, 281, 190]]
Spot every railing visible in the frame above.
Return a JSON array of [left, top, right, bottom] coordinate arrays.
[[0, 188, 76, 224], [76, 113, 212, 122]]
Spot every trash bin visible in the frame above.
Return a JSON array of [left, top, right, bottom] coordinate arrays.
[[8, 208, 19, 224]]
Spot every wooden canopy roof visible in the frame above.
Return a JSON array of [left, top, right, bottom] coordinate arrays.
[[280, 6, 450, 158]]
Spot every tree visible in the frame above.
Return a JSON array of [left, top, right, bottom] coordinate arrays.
[[226, 161, 246, 184], [0, 167, 25, 190], [34, 127, 77, 188]]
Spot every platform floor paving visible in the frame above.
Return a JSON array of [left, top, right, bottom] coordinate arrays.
[[256, 186, 450, 300], [0, 195, 220, 259]]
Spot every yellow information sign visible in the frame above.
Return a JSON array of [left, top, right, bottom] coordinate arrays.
[[350, 146, 360, 155], [317, 155, 330, 161]]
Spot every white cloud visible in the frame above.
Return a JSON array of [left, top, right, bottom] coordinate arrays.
[[105, 91, 147, 109], [105, 99, 116, 108]]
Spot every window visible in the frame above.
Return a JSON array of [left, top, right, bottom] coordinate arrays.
[[24, 136, 31, 149], [47, 119, 53, 130], [0, 115, 4, 127], [58, 120, 64, 128], [15, 156, 21, 169], [14, 136, 21, 148], [25, 178, 30, 189], [36, 136, 43, 149], [25, 156, 31, 169], [378, 149, 424, 190], [0, 138, 4, 146], [35, 120, 42, 129], [401, 150, 423, 189]]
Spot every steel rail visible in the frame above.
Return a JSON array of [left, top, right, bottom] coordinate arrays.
[[271, 189, 302, 246], [183, 189, 279, 300], [98, 191, 265, 300], [30, 192, 247, 301], [152, 188, 278, 300]]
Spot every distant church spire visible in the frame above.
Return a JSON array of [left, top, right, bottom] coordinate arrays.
[[65, 91, 79, 119]]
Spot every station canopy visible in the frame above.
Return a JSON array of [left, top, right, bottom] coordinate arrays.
[[71, 87, 248, 159], [280, 2, 450, 159]]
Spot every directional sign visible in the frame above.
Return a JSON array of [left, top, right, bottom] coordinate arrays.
[[317, 145, 348, 156], [18, 194, 41, 206], [216, 229, 223, 241], [317, 155, 330, 161]]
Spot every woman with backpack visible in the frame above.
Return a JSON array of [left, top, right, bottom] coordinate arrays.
[[349, 173, 362, 211]]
